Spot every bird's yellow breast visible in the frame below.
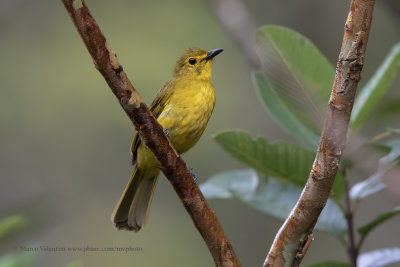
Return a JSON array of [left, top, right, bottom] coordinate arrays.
[[157, 78, 216, 153], [136, 78, 215, 171]]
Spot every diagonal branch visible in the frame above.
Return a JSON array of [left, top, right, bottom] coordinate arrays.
[[264, 0, 376, 266], [61, 1, 240, 266]]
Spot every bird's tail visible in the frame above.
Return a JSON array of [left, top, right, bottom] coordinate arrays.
[[111, 167, 158, 232]]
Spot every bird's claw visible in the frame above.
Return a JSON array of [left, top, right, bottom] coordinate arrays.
[[164, 128, 170, 138], [189, 167, 198, 183]]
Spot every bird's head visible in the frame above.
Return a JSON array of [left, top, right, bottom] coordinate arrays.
[[173, 47, 223, 79]]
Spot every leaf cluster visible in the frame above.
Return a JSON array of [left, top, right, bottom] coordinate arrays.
[[201, 25, 400, 266]]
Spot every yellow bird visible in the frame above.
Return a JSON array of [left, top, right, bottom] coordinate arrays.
[[111, 47, 223, 232]]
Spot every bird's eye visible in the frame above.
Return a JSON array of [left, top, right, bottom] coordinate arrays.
[[188, 58, 197, 65]]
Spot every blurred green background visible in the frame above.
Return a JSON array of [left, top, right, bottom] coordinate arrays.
[[1, 0, 399, 266]]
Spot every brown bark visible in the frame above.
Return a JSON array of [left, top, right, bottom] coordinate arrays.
[[264, 0, 376, 266], [61, 1, 240, 266]]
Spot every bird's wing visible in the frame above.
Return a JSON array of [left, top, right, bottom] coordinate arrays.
[[130, 81, 173, 165]]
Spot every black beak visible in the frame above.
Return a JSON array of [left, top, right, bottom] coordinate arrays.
[[201, 48, 223, 62]]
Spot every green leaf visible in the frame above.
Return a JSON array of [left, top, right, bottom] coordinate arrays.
[[214, 130, 346, 201], [305, 262, 350, 267], [358, 247, 400, 267], [350, 44, 400, 132], [214, 130, 314, 186], [256, 25, 334, 104], [383, 139, 400, 152], [357, 206, 400, 248], [199, 169, 259, 199], [255, 25, 335, 147], [350, 140, 400, 200], [252, 71, 320, 149], [200, 170, 347, 236], [350, 173, 386, 201], [0, 215, 27, 241]]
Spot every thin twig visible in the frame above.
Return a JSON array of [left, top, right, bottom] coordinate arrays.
[[61, 1, 240, 266], [344, 176, 358, 267], [264, 0, 376, 266]]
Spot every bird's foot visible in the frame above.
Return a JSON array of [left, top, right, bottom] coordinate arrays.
[[189, 168, 198, 183], [164, 128, 170, 138]]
